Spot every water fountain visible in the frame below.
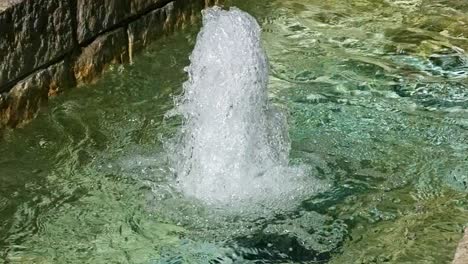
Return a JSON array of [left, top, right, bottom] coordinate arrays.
[[166, 7, 324, 209]]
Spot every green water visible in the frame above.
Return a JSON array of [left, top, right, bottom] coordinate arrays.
[[1, 0, 467, 263]]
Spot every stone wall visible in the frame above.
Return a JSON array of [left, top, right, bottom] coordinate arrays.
[[0, 0, 221, 128]]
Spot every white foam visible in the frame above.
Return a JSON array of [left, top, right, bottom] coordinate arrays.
[[166, 7, 324, 209]]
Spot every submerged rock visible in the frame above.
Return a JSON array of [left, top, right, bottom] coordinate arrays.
[[453, 228, 468, 264]]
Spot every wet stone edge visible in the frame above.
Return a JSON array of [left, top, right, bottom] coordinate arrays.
[[0, 0, 222, 128]]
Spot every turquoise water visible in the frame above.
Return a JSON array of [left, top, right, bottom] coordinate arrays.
[[1, 0, 467, 263]]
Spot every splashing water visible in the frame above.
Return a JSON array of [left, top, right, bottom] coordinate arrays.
[[167, 7, 324, 209]]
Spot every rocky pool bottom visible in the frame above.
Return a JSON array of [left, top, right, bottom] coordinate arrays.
[[1, 0, 468, 263]]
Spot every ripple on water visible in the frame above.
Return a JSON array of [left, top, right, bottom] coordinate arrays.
[[0, 0, 467, 263]]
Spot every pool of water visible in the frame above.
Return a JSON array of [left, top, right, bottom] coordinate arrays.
[[1, 0, 467, 263]]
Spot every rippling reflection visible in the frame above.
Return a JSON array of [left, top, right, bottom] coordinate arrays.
[[1, 0, 467, 263]]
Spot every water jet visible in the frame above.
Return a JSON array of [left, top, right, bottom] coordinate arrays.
[[167, 7, 323, 209]]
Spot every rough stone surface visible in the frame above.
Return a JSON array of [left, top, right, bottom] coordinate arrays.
[[128, 0, 211, 52], [453, 228, 468, 264], [0, 1, 10, 12], [204, 0, 222, 8], [75, 0, 196, 44], [0, 61, 74, 127], [74, 28, 128, 84], [0, 0, 74, 90], [130, 0, 172, 15], [0, 0, 20, 12], [76, 0, 130, 44], [128, 2, 173, 51], [170, 0, 200, 30], [0, 0, 220, 128], [170, 0, 211, 30]]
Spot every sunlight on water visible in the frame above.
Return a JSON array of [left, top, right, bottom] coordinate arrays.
[[0, 0, 467, 263]]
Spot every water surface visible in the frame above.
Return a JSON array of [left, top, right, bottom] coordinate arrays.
[[1, 0, 467, 263]]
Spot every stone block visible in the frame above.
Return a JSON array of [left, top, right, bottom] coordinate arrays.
[[74, 28, 128, 84], [76, 0, 130, 44], [130, 0, 172, 15], [0, 0, 74, 89], [128, 2, 173, 51], [0, 60, 74, 127], [128, 0, 211, 52]]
